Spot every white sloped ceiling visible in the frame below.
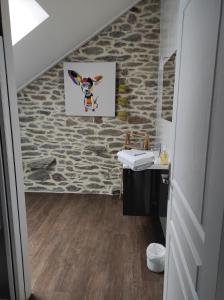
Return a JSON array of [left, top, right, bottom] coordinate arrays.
[[12, 0, 141, 90]]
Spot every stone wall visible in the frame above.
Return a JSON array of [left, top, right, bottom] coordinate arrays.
[[17, 0, 160, 194]]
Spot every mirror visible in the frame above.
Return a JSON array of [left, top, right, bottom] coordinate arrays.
[[162, 52, 176, 122]]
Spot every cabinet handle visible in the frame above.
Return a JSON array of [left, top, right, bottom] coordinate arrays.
[[161, 174, 169, 184]]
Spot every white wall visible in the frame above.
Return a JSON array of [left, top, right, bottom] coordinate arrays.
[[12, 0, 141, 89]]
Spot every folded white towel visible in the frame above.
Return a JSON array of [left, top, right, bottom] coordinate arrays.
[[117, 150, 154, 169], [124, 162, 154, 171]]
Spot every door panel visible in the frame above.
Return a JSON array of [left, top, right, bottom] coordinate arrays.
[[164, 0, 222, 299], [167, 249, 185, 300], [173, 0, 221, 220], [172, 199, 198, 285]]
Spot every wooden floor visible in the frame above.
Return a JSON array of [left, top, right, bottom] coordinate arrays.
[[26, 193, 164, 300]]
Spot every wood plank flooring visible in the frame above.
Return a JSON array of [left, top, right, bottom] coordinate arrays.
[[26, 193, 164, 300]]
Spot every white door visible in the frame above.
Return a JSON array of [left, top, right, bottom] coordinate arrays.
[[164, 0, 224, 299]]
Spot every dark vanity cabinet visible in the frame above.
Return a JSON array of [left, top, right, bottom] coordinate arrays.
[[0, 208, 10, 300], [123, 168, 169, 217]]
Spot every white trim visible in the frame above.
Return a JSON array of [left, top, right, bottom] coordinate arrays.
[[163, 1, 191, 299], [198, 1, 224, 298], [216, 211, 224, 300], [169, 240, 188, 300], [0, 36, 26, 300], [1, 0, 31, 298], [170, 221, 199, 300], [18, 0, 142, 91], [172, 200, 202, 267], [172, 179, 205, 242], [163, 199, 172, 300], [0, 137, 16, 300]]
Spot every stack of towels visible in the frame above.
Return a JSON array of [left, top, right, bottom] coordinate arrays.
[[117, 150, 155, 171]]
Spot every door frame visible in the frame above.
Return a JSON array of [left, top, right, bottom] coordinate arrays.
[[0, 0, 31, 299], [1, 0, 224, 299], [0, 127, 16, 300], [163, 0, 189, 295]]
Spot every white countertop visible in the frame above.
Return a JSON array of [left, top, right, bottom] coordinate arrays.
[[123, 163, 169, 170]]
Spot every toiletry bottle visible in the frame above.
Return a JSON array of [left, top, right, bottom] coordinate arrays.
[[160, 145, 169, 165]]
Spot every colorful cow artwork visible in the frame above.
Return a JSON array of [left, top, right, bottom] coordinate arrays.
[[68, 70, 103, 112]]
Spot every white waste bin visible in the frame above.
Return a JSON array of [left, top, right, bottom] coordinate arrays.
[[146, 243, 166, 273]]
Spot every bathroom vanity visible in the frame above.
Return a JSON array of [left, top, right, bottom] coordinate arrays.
[[0, 208, 10, 299], [122, 164, 169, 217], [122, 164, 169, 237]]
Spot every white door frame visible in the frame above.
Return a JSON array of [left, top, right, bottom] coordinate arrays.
[[0, 126, 16, 300], [0, 0, 31, 299], [198, 1, 224, 298], [1, 0, 223, 299]]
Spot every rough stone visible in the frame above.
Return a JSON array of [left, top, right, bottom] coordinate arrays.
[[21, 137, 30, 143], [77, 117, 94, 123], [82, 47, 104, 55], [111, 186, 121, 195], [127, 13, 137, 24], [145, 33, 158, 40], [23, 152, 41, 157], [97, 152, 111, 159], [110, 31, 125, 38], [96, 55, 131, 62], [85, 145, 106, 152], [114, 42, 126, 48], [53, 187, 65, 192], [94, 116, 103, 124], [41, 144, 58, 149], [77, 129, 95, 135], [27, 129, 46, 135], [66, 185, 81, 192], [28, 186, 47, 191], [66, 118, 78, 126], [76, 165, 99, 170], [86, 183, 104, 189], [109, 142, 124, 148], [21, 145, 38, 151], [146, 17, 160, 24], [123, 33, 142, 42], [67, 150, 81, 156], [20, 116, 35, 123], [26, 157, 56, 170], [120, 24, 131, 31], [145, 80, 157, 87], [31, 95, 46, 101], [97, 40, 111, 46], [52, 173, 66, 181], [28, 85, 40, 91], [99, 129, 123, 136], [128, 116, 149, 124], [28, 170, 50, 181]]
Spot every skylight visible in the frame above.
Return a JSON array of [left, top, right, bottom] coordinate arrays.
[[9, 0, 49, 45]]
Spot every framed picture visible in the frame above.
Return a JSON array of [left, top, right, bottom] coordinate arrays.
[[64, 62, 116, 116]]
